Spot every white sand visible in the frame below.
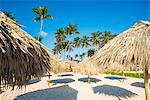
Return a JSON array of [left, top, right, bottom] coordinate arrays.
[[0, 72, 147, 100]]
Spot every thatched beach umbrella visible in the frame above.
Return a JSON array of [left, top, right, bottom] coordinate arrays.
[[0, 12, 52, 88], [65, 60, 79, 72], [92, 21, 150, 100], [49, 53, 66, 74], [78, 58, 101, 83]]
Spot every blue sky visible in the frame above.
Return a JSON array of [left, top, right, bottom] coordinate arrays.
[[0, 0, 150, 59]]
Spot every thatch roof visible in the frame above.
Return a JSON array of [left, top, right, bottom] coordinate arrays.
[[65, 60, 79, 67], [92, 21, 150, 70], [49, 54, 66, 74], [63, 60, 79, 72], [0, 12, 53, 87], [77, 58, 101, 75]]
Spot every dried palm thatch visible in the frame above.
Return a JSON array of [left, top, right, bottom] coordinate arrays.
[[65, 60, 79, 72], [78, 58, 101, 75], [49, 53, 66, 74], [92, 21, 150, 70], [92, 21, 150, 100], [0, 12, 52, 88]]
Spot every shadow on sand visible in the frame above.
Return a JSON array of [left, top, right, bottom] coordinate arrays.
[[78, 77, 101, 83], [58, 74, 74, 77], [93, 85, 137, 99], [15, 85, 78, 100], [51, 78, 75, 85], [104, 76, 126, 80], [27, 79, 41, 85], [131, 82, 150, 88]]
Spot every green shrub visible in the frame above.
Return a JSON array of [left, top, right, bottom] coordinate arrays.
[[104, 71, 150, 79]]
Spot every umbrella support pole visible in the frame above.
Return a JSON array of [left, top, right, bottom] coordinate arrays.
[[47, 73, 52, 87], [144, 67, 149, 100], [121, 69, 125, 82], [47, 80, 51, 87], [88, 75, 91, 84]]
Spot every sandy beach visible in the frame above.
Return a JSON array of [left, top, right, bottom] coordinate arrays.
[[0, 72, 147, 100]]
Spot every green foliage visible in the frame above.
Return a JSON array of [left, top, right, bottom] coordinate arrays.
[[81, 36, 91, 48], [73, 37, 81, 48], [32, 6, 53, 22], [90, 31, 102, 47], [87, 49, 96, 57], [65, 24, 80, 36], [105, 71, 150, 79]]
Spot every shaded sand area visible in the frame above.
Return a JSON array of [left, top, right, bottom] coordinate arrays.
[[0, 72, 148, 100]]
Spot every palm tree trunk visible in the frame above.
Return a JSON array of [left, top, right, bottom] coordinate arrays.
[[61, 50, 65, 61], [68, 34, 71, 52], [144, 66, 149, 100], [63, 49, 65, 61], [65, 34, 71, 60], [78, 51, 80, 61], [38, 16, 43, 41]]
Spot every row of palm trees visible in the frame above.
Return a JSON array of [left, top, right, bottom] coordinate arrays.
[[53, 27, 117, 61], [52, 24, 80, 60]]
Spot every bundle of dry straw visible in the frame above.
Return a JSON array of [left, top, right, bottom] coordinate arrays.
[[0, 12, 52, 88]]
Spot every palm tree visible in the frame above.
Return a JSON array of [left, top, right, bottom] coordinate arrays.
[[3, 11, 17, 22], [90, 31, 101, 47], [73, 37, 81, 48], [55, 28, 66, 43], [73, 37, 81, 60], [32, 7, 53, 41], [87, 49, 96, 57], [65, 24, 80, 52], [81, 36, 91, 48], [54, 28, 66, 60], [101, 31, 115, 47], [64, 40, 73, 52]]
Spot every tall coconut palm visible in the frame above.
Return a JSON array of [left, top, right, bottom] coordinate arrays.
[[65, 24, 80, 52], [54, 28, 66, 60], [55, 28, 66, 43], [32, 7, 53, 41], [54, 42, 62, 54], [90, 31, 101, 47], [73, 37, 81, 60], [81, 36, 91, 48]]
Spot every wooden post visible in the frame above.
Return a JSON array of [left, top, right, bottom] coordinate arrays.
[[47, 73, 51, 87], [88, 75, 90, 83], [122, 66, 125, 82], [144, 67, 149, 100]]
